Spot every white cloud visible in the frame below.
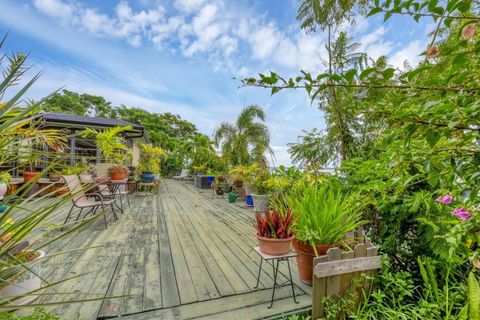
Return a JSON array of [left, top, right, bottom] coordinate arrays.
[[390, 40, 423, 69], [358, 26, 394, 59], [33, 0, 74, 20], [174, 0, 206, 14]]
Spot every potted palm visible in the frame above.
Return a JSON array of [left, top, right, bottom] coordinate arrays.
[[285, 183, 365, 285], [229, 165, 246, 187], [253, 208, 296, 255], [138, 143, 166, 183], [82, 126, 132, 180], [18, 127, 66, 182]]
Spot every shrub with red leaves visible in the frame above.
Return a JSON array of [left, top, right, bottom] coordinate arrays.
[[253, 208, 296, 239]]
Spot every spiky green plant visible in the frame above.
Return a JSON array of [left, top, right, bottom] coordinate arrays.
[[0, 34, 106, 313], [285, 183, 365, 255]]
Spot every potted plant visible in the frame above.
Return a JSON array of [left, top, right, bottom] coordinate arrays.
[[243, 164, 259, 196], [285, 183, 365, 285], [0, 219, 45, 305], [79, 161, 96, 183], [251, 168, 272, 213], [17, 128, 66, 183], [229, 165, 246, 187], [253, 208, 296, 255], [0, 172, 11, 198], [138, 143, 166, 183], [82, 126, 132, 180]]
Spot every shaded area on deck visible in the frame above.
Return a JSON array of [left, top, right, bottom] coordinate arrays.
[[39, 180, 311, 319]]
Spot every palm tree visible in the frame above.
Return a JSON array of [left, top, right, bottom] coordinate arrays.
[[213, 105, 272, 166]]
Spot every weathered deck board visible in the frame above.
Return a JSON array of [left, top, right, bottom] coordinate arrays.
[[32, 179, 311, 319]]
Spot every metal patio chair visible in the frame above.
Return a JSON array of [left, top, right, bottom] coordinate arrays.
[[62, 175, 118, 228]]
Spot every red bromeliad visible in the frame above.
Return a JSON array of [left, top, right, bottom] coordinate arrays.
[[253, 208, 296, 239]]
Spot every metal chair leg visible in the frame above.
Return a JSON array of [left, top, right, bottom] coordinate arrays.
[[75, 207, 84, 221], [110, 203, 118, 220], [119, 193, 124, 213], [64, 205, 75, 224], [101, 205, 108, 229], [126, 193, 131, 208]]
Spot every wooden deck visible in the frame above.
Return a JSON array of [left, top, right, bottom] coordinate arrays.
[[37, 179, 312, 319]]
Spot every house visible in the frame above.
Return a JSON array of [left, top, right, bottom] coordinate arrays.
[[37, 111, 147, 168]]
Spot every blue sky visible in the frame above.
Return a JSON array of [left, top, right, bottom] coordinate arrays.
[[0, 0, 433, 165]]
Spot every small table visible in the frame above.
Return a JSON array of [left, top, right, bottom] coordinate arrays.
[[253, 247, 299, 308], [94, 178, 128, 214]]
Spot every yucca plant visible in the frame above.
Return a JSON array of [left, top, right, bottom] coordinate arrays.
[[285, 183, 366, 253], [0, 34, 108, 314]]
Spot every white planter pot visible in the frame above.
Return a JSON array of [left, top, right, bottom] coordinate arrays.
[[252, 194, 269, 213], [79, 174, 93, 183], [0, 182, 7, 197], [0, 250, 45, 305], [243, 184, 256, 196]]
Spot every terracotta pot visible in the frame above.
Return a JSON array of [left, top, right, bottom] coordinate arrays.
[[23, 171, 39, 183], [109, 167, 128, 180], [256, 233, 294, 256], [55, 184, 69, 196], [49, 174, 61, 182], [292, 239, 339, 285], [233, 180, 243, 188]]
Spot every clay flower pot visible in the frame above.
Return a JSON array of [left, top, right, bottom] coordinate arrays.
[[109, 167, 128, 180], [292, 239, 339, 285], [23, 171, 39, 183], [256, 233, 294, 256]]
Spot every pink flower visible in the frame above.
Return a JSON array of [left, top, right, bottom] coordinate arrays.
[[451, 207, 471, 221], [436, 195, 453, 204], [462, 23, 476, 40], [426, 45, 439, 58]]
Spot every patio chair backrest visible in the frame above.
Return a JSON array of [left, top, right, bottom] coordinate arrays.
[[180, 169, 188, 177], [62, 175, 86, 202]]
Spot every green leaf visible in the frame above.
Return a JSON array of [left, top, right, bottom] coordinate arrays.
[[468, 272, 480, 320], [360, 68, 376, 81], [426, 130, 440, 147], [367, 7, 382, 17], [444, 17, 453, 28], [344, 69, 357, 83], [382, 68, 395, 80]]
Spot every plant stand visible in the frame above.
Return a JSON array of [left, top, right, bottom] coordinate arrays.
[[253, 246, 299, 309]]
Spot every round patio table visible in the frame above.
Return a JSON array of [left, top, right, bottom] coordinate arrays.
[[95, 178, 128, 215]]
